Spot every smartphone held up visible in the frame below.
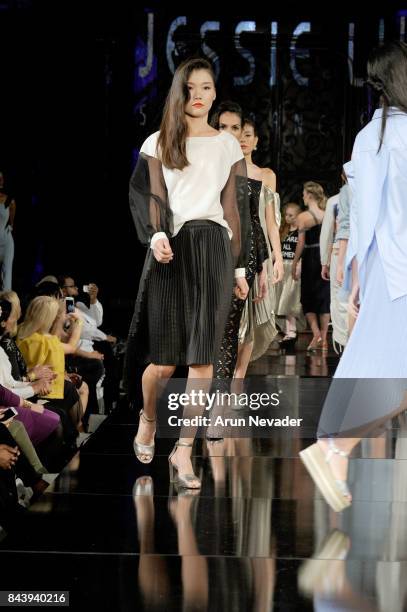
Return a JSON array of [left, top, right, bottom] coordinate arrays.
[[65, 297, 75, 314]]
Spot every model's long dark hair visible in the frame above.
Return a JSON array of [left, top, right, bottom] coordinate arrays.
[[210, 100, 243, 130], [157, 57, 215, 170], [367, 41, 407, 151]]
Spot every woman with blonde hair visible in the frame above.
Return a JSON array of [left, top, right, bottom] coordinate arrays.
[[0, 291, 88, 407], [0, 299, 61, 457], [291, 181, 331, 351], [17, 296, 84, 438], [0, 290, 56, 385]]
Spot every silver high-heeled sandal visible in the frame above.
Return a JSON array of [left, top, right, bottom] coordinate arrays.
[[133, 410, 156, 464], [168, 441, 201, 489]]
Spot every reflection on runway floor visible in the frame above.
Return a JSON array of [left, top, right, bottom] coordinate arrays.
[[1, 343, 407, 611]]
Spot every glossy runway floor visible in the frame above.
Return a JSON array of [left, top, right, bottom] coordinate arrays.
[[1, 336, 407, 611]]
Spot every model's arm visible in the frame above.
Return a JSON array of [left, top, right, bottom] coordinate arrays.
[[320, 200, 335, 270], [336, 238, 348, 285], [262, 170, 283, 284], [8, 199, 16, 228]]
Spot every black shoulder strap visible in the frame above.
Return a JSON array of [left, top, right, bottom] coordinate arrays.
[[308, 208, 320, 225]]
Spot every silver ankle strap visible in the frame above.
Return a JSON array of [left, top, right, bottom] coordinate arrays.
[[326, 438, 349, 462], [139, 409, 156, 423]]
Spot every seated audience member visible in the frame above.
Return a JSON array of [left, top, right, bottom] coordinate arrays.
[[0, 290, 56, 385], [17, 296, 84, 439], [60, 276, 119, 417], [0, 387, 50, 518], [20, 276, 62, 316], [0, 297, 62, 441], [21, 288, 90, 417], [33, 281, 62, 300], [0, 291, 83, 468]]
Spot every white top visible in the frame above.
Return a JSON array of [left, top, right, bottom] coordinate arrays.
[[0, 345, 34, 399], [75, 308, 107, 353], [76, 300, 104, 328], [140, 130, 245, 277]]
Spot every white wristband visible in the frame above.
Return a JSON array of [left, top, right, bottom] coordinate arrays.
[[150, 232, 167, 250], [234, 268, 246, 279]]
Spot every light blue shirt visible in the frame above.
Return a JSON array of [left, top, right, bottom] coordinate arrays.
[[336, 183, 351, 241], [345, 107, 407, 301]]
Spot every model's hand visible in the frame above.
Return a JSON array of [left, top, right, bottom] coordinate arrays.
[[336, 261, 344, 286], [153, 238, 173, 264], [272, 258, 284, 284], [347, 283, 360, 319], [292, 261, 300, 281], [253, 269, 268, 303], [321, 265, 330, 281], [106, 335, 117, 344], [234, 277, 249, 300]]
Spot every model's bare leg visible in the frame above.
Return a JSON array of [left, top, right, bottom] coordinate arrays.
[[135, 364, 176, 462]]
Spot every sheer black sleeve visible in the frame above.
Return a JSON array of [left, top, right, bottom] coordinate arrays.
[[220, 158, 251, 270], [129, 153, 173, 246]]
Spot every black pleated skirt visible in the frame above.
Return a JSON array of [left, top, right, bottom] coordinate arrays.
[[126, 220, 234, 367]]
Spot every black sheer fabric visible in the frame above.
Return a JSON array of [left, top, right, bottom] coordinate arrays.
[[221, 159, 251, 269], [129, 153, 173, 246], [0, 336, 28, 380], [129, 153, 250, 264]]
